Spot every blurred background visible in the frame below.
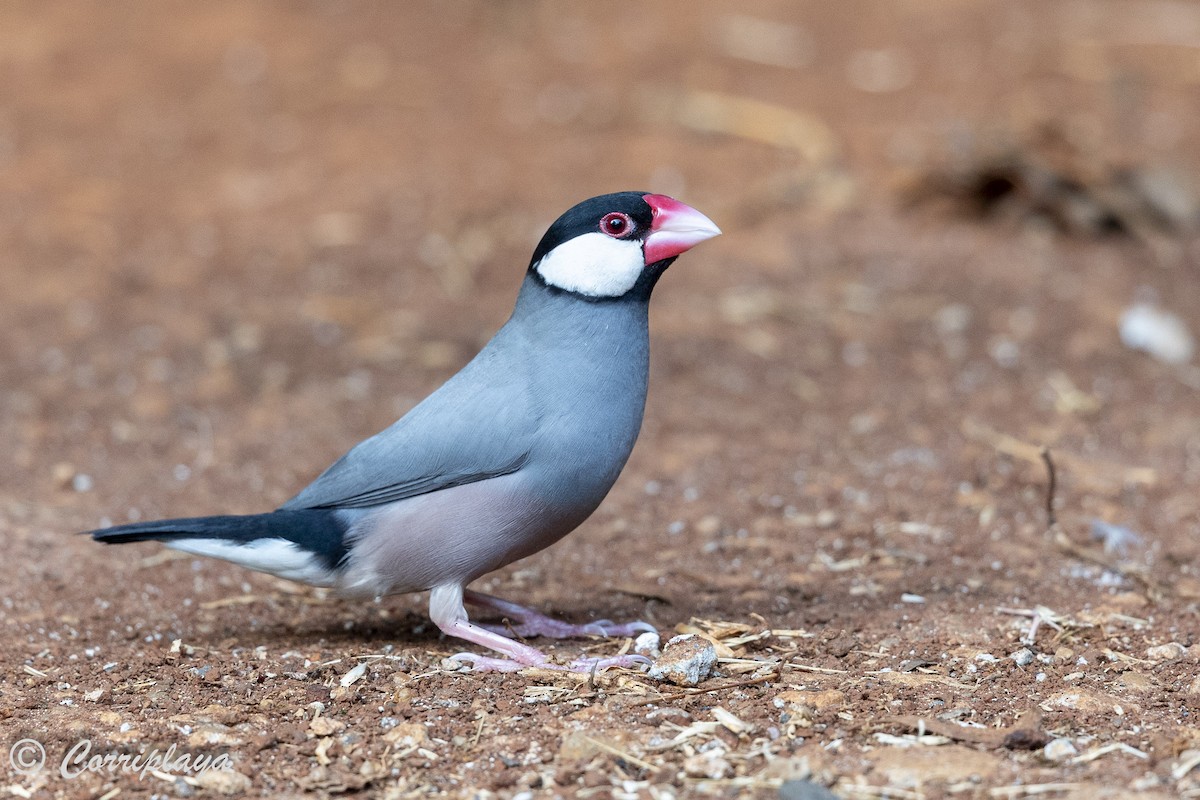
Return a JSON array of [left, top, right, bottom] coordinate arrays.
[[3, 1, 1200, 794], [3, 1, 1197, 520]]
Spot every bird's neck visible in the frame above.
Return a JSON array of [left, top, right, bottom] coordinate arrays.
[[505, 272, 652, 485], [502, 274, 653, 422], [509, 273, 652, 344]]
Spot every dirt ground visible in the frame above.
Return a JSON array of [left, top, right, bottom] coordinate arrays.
[[3, 2, 1200, 798]]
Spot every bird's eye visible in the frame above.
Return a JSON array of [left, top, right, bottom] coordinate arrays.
[[600, 212, 633, 238]]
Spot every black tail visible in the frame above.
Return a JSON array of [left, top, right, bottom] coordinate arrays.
[[90, 510, 350, 573]]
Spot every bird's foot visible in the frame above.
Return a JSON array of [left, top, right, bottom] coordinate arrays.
[[567, 653, 652, 672], [464, 590, 656, 640], [479, 617, 656, 640], [433, 585, 653, 673], [446, 652, 535, 673], [448, 650, 651, 674], [581, 619, 659, 638]]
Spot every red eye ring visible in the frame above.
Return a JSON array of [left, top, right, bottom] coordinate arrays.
[[600, 212, 633, 238]]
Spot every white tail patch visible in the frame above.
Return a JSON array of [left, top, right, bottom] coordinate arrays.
[[534, 232, 644, 297], [166, 538, 337, 587]]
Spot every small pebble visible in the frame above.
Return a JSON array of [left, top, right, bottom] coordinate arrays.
[[1120, 303, 1194, 364], [634, 631, 661, 657], [1146, 642, 1186, 661], [310, 716, 344, 736], [1043, 738, 1077, 762], [1011, 648, 1035, 667], [649, 634, 716, 686], [682, 747, 732, 779]]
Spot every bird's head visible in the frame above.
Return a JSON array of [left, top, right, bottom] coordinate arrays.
[[529, 192, 721, 300]]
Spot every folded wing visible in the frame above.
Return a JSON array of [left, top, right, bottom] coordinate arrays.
[[281, 343, 538, 511]]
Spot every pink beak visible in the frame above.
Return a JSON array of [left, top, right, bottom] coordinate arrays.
[[642, 194, 722, 265]]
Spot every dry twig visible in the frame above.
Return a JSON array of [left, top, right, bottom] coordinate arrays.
[[1040, 446, 1057, 528]]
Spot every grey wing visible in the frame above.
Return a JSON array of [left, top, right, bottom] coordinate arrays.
[[280, 348, 537, 511]]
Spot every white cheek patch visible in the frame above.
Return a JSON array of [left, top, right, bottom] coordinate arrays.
[[166, 538, 337, 587], [534, 232, 645, 298]]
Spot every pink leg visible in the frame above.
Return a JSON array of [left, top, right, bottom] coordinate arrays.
[[464, 589, 657, 639], [429, 585, 650, 673]]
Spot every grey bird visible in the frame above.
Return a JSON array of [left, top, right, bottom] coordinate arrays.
[[91, 192, 721, 672]]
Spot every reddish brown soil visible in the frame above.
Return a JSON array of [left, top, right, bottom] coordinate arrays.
[[2, 2, 1200, 798]]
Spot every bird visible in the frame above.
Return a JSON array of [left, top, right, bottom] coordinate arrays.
[[90, 191, 721, 672]]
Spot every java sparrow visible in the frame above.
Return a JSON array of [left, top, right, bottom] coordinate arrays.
[[91, 192, 721, 672]]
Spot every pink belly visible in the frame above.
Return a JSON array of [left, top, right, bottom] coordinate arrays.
[[335, 472, 589, 598]]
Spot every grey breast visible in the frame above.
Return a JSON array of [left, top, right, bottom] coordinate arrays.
[[334, 277, 654, 598]]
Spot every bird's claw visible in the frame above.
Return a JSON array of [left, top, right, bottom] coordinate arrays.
[[584, 619, 658, 638], [447, 652, 533, 673], [481, 617, 657, 641], [568, 653, 652, 672], [448, 651, 651, 674]]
